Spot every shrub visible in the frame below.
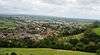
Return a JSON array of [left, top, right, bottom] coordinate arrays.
[[96, 49, 100, 55], [11, 52, 17, 55], [69, 39, 79, 46], [64, 42, 73, 50], [6, 53, 9, 55], [85, 42, 97, 52], [75, 43, 85, 51]]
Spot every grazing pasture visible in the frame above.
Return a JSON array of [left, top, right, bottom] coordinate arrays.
[[94, 28, 100, 36], [0, 48, 96, 55]]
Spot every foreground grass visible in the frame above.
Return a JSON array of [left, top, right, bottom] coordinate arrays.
[[0, 48, 96, 55], [94, 28, 100, 36]]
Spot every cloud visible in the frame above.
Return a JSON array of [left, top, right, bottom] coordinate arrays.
[[0, 0, 100, 19]]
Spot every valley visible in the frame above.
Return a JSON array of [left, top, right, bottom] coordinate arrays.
[[0, 15, 100, 55]]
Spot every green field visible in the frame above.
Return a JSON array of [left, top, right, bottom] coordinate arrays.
[[0, 20, 16, 28], [94, 28, 100, 36], [0, 48, 96, 55]]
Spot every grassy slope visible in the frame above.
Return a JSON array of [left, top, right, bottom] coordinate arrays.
[[0, 48, 96, 55], [93, 28, 100, 36]]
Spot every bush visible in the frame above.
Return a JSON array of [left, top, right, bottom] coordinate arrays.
[[11, 52, 17, 55], [6, 53, 9, 55], [80, 38, 89, 44], [85, 42, 97, 52], [69, 39, 79, 46], [97, 42, 100, 49], [75, 43, 85, 51], [96, 49, 100, 55], [64, 42, 73, 50]]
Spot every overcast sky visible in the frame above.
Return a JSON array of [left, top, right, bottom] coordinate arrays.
[[0, 0, 100, 19]]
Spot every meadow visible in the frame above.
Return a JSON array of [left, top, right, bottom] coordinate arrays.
[[94, 28, 100, 36], [0, 48, 96, 55]]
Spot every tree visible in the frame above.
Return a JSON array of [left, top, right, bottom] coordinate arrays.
[[93, 21, 100, 28], [39, 36, 58, 48], [75, 43, 85, 51], [69, 39, 79, 46], [85, 42, 97, 52], [64, 42, 73, 50]]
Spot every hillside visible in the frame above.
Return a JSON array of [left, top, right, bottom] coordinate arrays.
[[0, 15, 100, 54]]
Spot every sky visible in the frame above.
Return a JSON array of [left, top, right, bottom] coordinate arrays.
[[0, 0, 100, 19]]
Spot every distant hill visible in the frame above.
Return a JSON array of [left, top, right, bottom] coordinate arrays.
[[0, 14, 97, 24]]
